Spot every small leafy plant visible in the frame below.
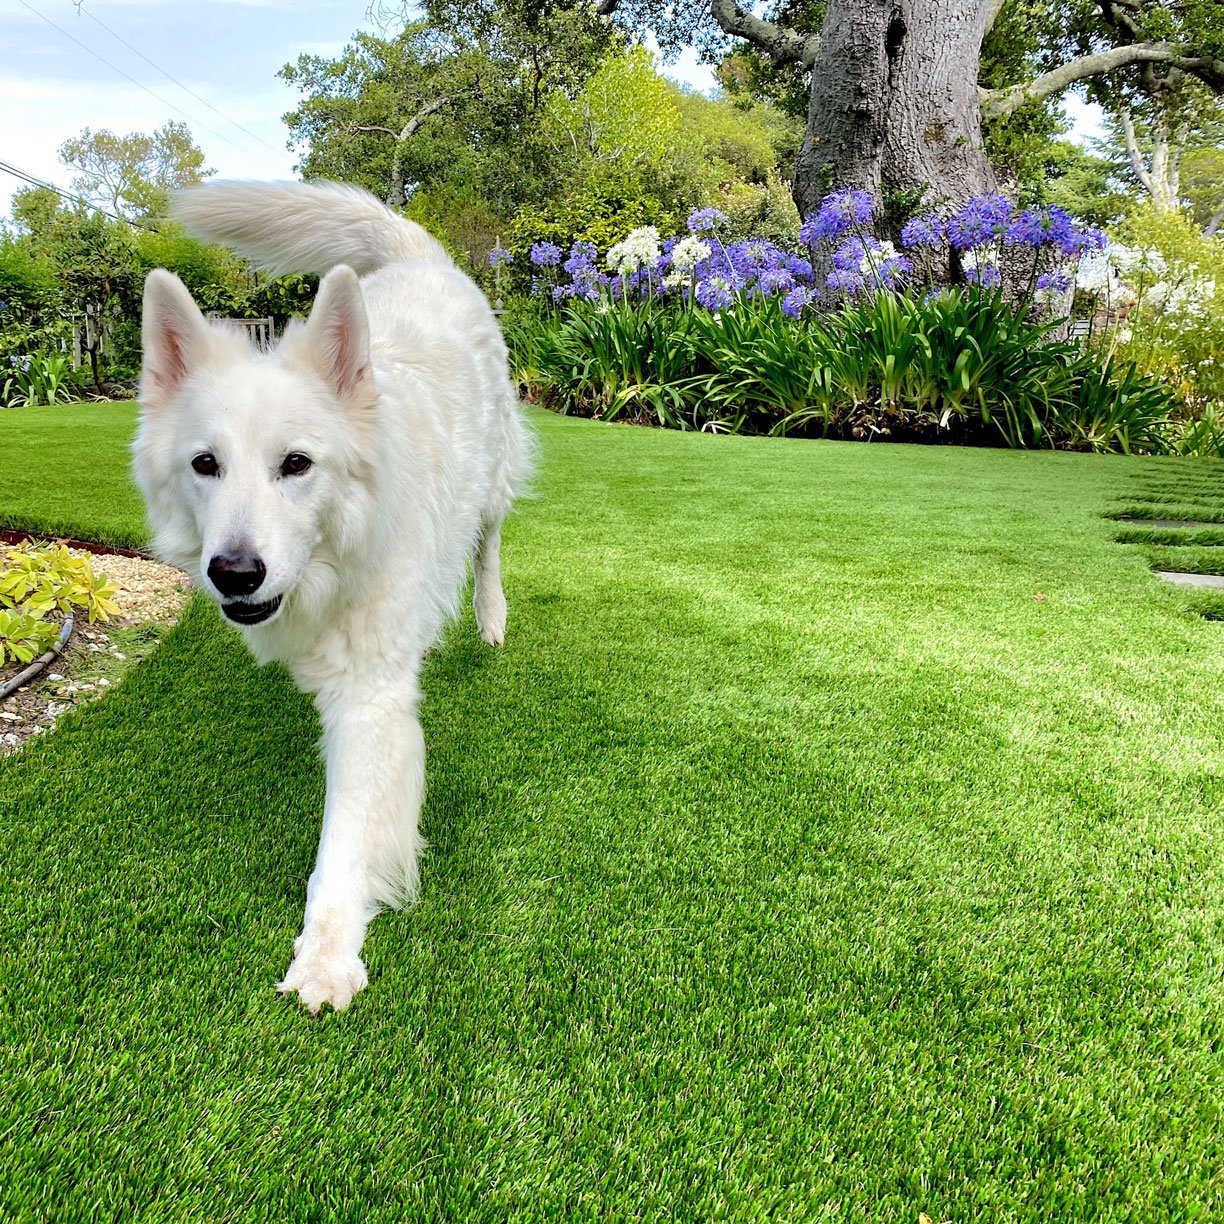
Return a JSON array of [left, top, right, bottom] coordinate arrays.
[[0, 607, 60, 666], [2, 352, 76, 408], [0, 541, 120, 667]]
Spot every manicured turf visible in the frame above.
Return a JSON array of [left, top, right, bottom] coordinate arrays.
[[2, 403, 1223, 1220]]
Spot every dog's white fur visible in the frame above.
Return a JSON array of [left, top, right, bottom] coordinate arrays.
[[133, 181, 530, 1013]]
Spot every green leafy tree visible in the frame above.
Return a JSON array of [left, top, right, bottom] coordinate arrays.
[[1042, 139, 1130, 227], [587, 0, 1224, 219], [1090, 92, 1223, 223], [1181, 145, 1224, 234], [280, 5, 617, 238], [58, 122, 214, 221]]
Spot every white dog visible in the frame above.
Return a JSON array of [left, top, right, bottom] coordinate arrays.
[[133, 182, 531, 1013]]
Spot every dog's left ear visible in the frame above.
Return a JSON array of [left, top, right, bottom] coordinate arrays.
[[300, 266, 372, 403]]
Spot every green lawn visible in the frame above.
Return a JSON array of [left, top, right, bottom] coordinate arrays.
[[2, 403, 1223, 1220]]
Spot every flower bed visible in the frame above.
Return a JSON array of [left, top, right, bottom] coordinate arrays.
[[498, 191, 1218, 454]]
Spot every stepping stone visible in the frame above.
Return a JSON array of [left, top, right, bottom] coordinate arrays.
[[1156, 571, 1224, 588], [1117, 517, 1222, 528]]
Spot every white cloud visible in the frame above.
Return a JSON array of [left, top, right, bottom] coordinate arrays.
[[0, 77, 298, 214]]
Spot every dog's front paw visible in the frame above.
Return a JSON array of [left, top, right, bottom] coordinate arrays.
[[278, 947, 368, 1014]]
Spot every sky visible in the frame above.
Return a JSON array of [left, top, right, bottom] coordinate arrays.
[[0, 0, 1105, 219]]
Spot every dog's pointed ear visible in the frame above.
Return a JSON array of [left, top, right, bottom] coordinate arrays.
[[301, 266, 372, 402], [141, 269, 214, 412]]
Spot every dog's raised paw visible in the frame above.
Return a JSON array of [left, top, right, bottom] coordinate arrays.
[[278, 949, 368, 1014]]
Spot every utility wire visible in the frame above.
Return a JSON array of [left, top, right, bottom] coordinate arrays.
[[0, 156, 158, 230], [13, 0, 261, 161], [75, 3, 286, 158]]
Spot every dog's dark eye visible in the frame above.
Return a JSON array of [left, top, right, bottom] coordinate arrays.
[[281, 453, 313, 477], [191, 453, 219, 477]]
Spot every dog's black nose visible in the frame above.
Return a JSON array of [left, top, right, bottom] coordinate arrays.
[[208, 553, 266, 598]]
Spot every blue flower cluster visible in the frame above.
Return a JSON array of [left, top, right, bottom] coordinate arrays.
[[519, 191, 1106, 315], [687, 207, 727, 234], [529, 241, 562, 267], [531, 208, 823, 313], [798, 188, 875, 246], [928, 196, 1105, 258]]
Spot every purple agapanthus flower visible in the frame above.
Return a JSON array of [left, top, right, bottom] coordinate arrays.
[[1035, 271, 1072, 293], [564, 241, 597, 277], [947, 193, 1013, 250], [964, 263, 1002, 287], [757, 267, 796, 296], [831, 236, 879, 271], [826, 269, 866, 293], [557, 260, 606, 301], [1079, 227, 1108, 253], [800, 187, 877, 247], [695, 275, 736, 310], [786, 256, 814, 283], [688, 207, 727, 234], [799, 211, 841, 246], [1046, 207, 1084, 255], [900, 215, 945, 250], [730, 239, 781, 277], [530, 241, 562, 267], [1004, 207, 1053, 248], [1054, 219, 1106, 257], [825, 188, 876, 226], [488, 244, 513, 268], [782, 286, 815, 319]]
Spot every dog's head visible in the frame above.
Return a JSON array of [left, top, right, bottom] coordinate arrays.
[[133, 267, 378, 629]]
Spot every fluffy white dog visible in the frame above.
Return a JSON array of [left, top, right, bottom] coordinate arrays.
[[133, 182, 531, 1013]]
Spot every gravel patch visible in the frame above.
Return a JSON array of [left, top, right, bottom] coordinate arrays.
[[0, 548, 190, 754]]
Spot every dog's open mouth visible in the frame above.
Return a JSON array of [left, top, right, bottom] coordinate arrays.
[[221, 595, 283, 625]]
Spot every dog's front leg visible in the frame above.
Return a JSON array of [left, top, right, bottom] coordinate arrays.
[[278, 680, 424, 1014]]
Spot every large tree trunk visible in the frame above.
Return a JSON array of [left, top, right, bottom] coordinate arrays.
[[794, 0, 995, 221]]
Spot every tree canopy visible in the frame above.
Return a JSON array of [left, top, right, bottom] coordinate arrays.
[[57, 122, 213, 221]]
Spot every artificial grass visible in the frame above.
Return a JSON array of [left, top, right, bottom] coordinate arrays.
[[2, 403, 1224, 1220]]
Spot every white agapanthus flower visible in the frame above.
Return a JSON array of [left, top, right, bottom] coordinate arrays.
[[669, 235, 711, 273], [607, 226, 661, 278], [1075, 253, 1114, 295], [1106, 244, 1167, 278], [1165, 277, 1216, 318], [1145, 280, 1171, 309], [859, 240, 900, 275]]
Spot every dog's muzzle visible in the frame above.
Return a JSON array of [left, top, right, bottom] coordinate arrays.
[[221, 594, 283, 625]]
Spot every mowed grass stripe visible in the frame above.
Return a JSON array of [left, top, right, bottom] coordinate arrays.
[[1, 404, 1223, 1219]]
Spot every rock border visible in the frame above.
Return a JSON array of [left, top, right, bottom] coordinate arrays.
[[0, 532, 189, 754]]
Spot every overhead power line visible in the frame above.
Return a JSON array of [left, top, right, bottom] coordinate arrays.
[[13, 0, 263, 162], [76, 4, 286, 158], [0, 156, 158, 230]]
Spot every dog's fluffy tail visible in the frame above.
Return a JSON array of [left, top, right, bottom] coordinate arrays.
[[172, 181, 450, 277]]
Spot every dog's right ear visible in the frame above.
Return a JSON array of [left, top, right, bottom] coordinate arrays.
[[141, 269, 213, 412]]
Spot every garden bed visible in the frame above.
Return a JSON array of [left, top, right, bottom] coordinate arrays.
[[0, 546, 188, 753]]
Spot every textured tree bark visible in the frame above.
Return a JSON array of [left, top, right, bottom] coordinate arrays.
[[794, 0, 996, 221]]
